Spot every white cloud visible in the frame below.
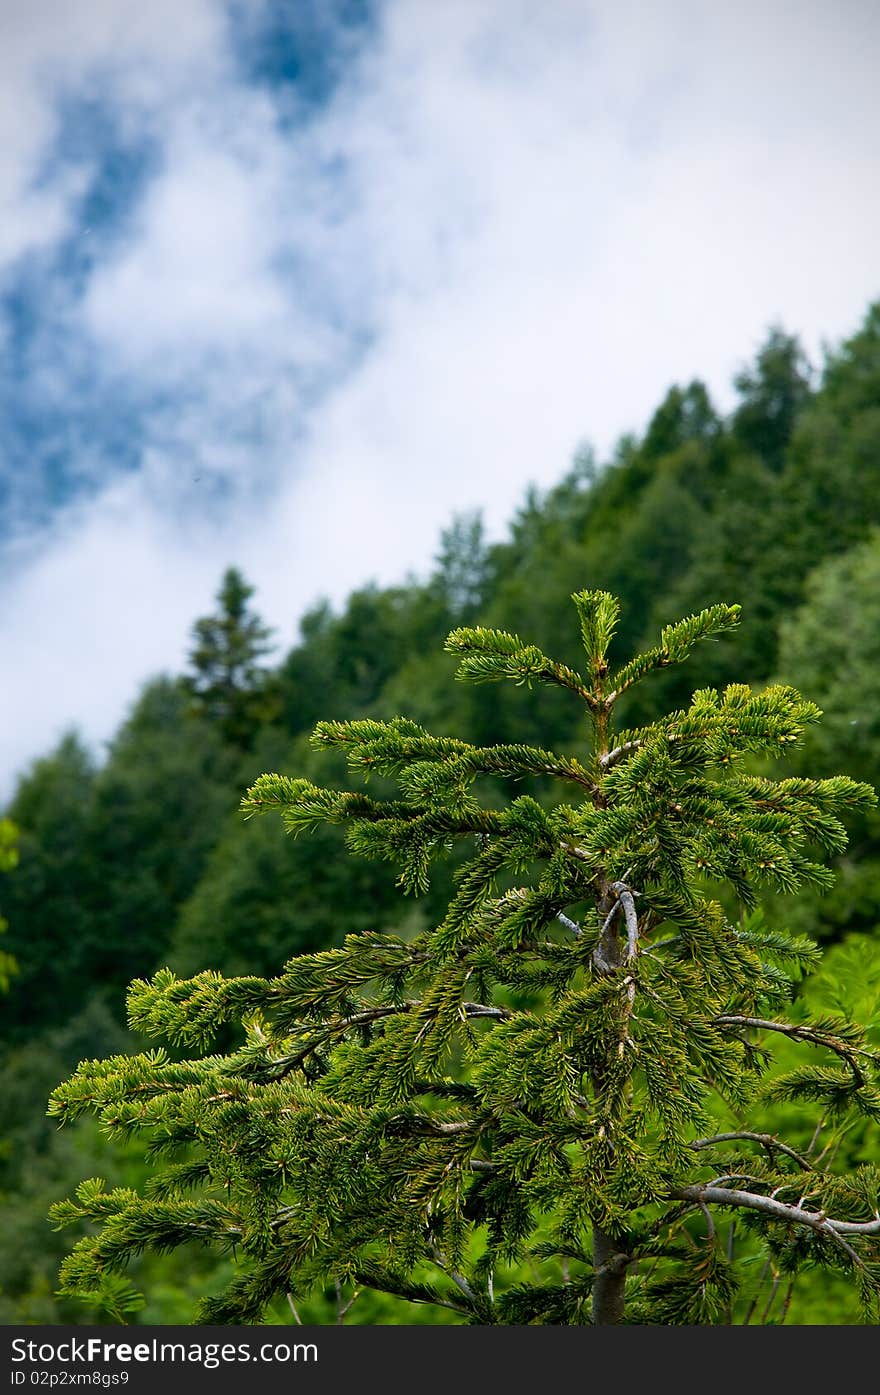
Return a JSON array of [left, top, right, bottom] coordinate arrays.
[[85, 149, 283, 355], [0, 0, 224, 266], [0, 473, 238, 795], [2, 0, 880, 801]]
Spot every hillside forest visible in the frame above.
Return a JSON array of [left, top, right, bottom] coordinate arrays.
[[2, 302, 880, 1324]]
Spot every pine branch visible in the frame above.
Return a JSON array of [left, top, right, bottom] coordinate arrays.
[[607, 604, 742, 702], [713, 1015, 877, 1085], [444, 626, 593, 703], [571, 589, 619, 687]]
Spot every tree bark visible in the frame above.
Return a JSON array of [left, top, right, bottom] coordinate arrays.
[[592, 1224, 628, 1325], [590, 875, 631, 1323]]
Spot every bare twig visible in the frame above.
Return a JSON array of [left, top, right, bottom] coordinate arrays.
[[429, 1243, 478, 1306], [672, 1183, 880, 1239], [599, 741, 640, 771], [779, 1279, 795, 1324], [712, 1015, 875, 1083], [599, 900, 622, 936], [742, 1256, 773, 1326], [612, 882, 639, 961], [689, 1131, 815, 1172], [643, 934, 679, 953], [808, 1116, 825, 1154], [760, 1273, 781, 1324], [334, 1277, 359, 1323], [557, 912, 582, 937]]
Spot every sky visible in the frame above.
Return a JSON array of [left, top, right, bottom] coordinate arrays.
[[1, 0, 879, 804]]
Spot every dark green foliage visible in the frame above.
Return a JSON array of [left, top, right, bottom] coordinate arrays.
[[85, 680, 241, 985], [0, 687, 239, 1040], [184, 568, 277, 749], [49, 591, 880, 1324], [279, 580, 457, 735], [434, 511, 490, 619], [169, 774, 424, 979], [777, 532, 880, 787], [641, 381, 721, 463], [731, 327, 813, 472], [2, 735, 100, 1034]]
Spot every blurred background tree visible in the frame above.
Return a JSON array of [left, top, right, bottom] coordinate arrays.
[[183, 567, 278, 750]]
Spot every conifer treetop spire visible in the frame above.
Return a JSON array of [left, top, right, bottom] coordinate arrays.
[[50, 590, 879, 1326]]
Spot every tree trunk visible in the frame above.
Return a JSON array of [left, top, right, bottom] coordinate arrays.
[[590, 876, 630, 1323], [592, 1223, 628, 1324]]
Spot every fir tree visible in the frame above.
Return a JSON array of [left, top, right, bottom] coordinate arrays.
[[184, 568, 276, 749], [49, 591, 880, 1325]]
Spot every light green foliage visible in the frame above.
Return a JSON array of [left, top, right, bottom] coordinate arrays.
[[49, 591, 880, 1325]]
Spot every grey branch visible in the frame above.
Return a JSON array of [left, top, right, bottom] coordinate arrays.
[[557, 912, 582, 937], [672, 1183, 880, 1239], [712, 1015, 874, 1081], [416, 1118, 475, 1136], [591, 880, 641, 972], [428, 1243, 478, 1306], [689, 1131, 815, 1172], [564, 842, 593, 863], [599, 740, 640, 771], [459, 1002, 512, 1021], [612, 882, 639, 961]]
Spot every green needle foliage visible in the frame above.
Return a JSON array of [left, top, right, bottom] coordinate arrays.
[[49, 591, 880, 1325]]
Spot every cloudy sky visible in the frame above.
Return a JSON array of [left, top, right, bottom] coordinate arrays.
[[1, 0, 879, 803]]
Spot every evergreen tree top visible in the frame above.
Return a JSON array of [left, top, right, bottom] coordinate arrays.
[[183, 567, 277, 749], [49, 589, 880, 1325]]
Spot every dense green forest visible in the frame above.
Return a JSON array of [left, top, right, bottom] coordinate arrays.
[[2, 302, 880, 1324]]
